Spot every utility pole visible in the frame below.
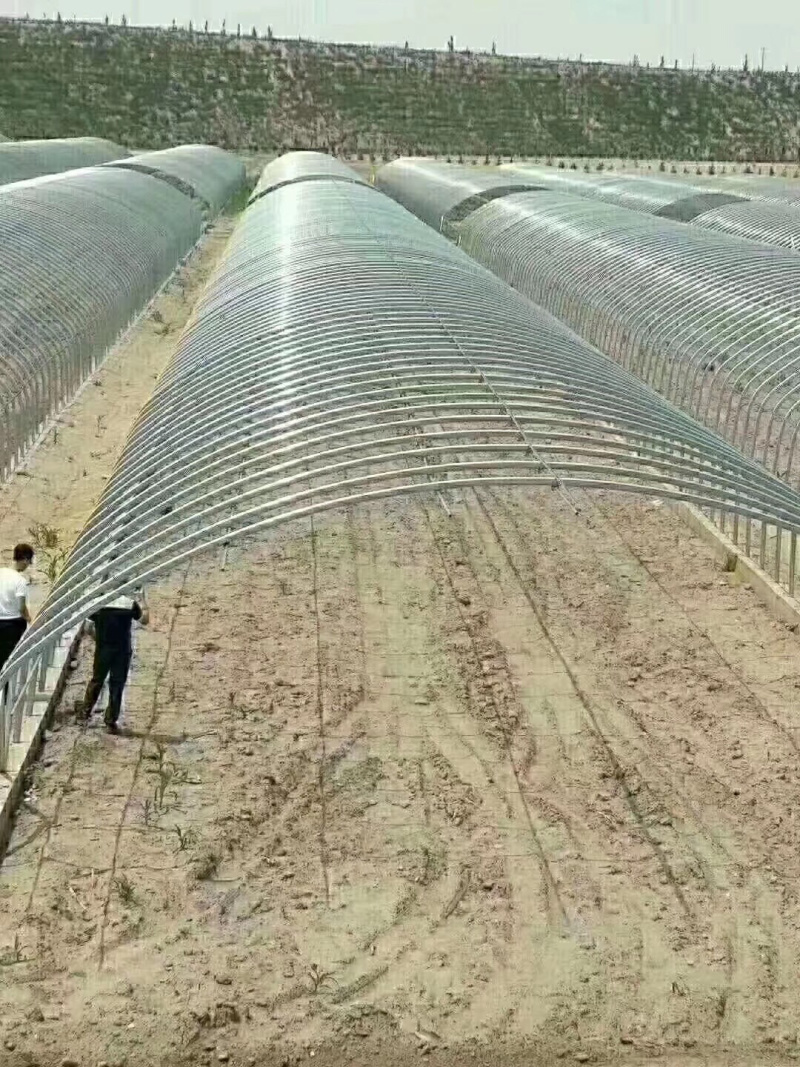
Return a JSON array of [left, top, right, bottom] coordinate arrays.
[[761, 46, 766, 71]]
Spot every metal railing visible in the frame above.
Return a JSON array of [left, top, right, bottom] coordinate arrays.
[[0, 136, 129, 186], [5, 153, 800, 768]]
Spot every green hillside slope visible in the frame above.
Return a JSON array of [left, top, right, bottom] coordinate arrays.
[[1, 17, 799, 159]]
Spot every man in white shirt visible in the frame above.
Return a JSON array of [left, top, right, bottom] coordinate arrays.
[[0, 543, 34, 674]]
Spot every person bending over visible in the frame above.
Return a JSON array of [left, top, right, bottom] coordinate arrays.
[[80, 588, 149, 733]]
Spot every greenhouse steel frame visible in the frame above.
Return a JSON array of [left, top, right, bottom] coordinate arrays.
[[248, 150, 370, 203], [504, 161, 800, 210], [501, 162, 738, 214], [451, 193, 800, 486], [5, 153, 800, 768], [0, 136, 129, 186], [0, 147, 246, 481]]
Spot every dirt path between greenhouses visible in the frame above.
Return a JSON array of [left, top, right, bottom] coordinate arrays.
[[0, 218, 235, 613], [3, 482, 800, 1067]]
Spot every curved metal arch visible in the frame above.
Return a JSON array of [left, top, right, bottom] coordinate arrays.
[[501, 162, 719, 212], [7, 166, 800, 713], [249, 150, 370, 203], [502, 161, 800, 252], [691, 199, 800, 251], [686, 173, 800, 207]]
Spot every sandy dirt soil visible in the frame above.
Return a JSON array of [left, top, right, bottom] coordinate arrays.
[[2, 482, 800, 1067], [0, 218, 237, 615]]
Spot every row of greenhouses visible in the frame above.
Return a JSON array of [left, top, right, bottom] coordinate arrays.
[[6, 152, 800, 768], [6, 150, 800, 768], [377, 160, 800, 489], [501, 162, 800, 251], [0, 135, 129, 184], [0, 142, 245, 479]]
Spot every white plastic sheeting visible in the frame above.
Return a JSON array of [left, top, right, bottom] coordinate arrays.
[[0, 136, 129, 186], [108, 144, 246, 216]]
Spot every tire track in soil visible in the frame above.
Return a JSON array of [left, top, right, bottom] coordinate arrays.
[[97, 563, 191, 967], [335, 501, 484, 966], [418, 495, 570, 928], [329, 499, 550, 998], [10, 493, 800, 1061], [596, 499, 800, 758], [480, 486, 761, 886], [227, 521, 371, 876], [424, 502, 582, 848], [430, 491, 656, 931], [309, 515, 332, 909], [490, 487, 799, 889], [475, 487, 792, 1041], [468, 487, 695, 920], [591, 502, 800, 1042], [343, 506, 369, 698]]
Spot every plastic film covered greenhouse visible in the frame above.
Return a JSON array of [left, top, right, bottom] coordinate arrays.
[[374, 159, 543, 230], [0, 136, 129, 186], [457, 193, 800, 485], [108, 144, 247, 216], [0, 165, 205, 479], [505, 162, 800, 212], [500, 163, 728, 213], [501, 161, 800, 251], [249, 149, 369, 202], [377, 162, 800, 487]]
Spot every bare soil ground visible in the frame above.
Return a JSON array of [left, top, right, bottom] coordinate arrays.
[[0, 218, 236, 613], [2, 482, 800, 1067]]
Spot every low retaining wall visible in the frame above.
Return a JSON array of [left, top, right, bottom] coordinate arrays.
[[676, 503, 800, 627]]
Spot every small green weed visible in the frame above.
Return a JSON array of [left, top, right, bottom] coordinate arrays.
[[113, 874, 136, 905], [307, 963, 338, 994]]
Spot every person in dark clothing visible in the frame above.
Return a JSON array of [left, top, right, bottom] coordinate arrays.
[[0, 543, 34, 678], [79, 589, 149, 733]]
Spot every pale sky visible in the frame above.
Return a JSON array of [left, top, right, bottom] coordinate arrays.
[[1, 0, 797, 71]]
